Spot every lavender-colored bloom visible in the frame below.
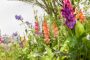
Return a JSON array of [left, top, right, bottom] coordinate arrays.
[[13, 32, 18, 36], [65, 20, 76, 29], [61, 0, 76, 29], [15, 15, 23, 20]]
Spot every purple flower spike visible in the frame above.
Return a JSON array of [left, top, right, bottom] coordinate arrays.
[[15, 15, 23, 20], [65, 20, 76, 29], [61, 0, 76, 29]]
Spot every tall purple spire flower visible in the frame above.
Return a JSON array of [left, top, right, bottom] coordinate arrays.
[[61, 0, 76, 29], [15, 15, 23, 20]]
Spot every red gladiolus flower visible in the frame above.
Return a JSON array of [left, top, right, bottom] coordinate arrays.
[[35, 16, 39, 34]]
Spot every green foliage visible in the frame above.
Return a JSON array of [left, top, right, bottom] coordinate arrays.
[[1, 0, 90, 60], [0, 19, 90, 60], [75, 21, 85, 38]]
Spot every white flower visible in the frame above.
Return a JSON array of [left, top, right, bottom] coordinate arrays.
[[86, 34, 90, 40]]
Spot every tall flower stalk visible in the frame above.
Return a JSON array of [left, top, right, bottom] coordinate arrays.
[[35, 16, 40, 34], [61, 0, 76, 29], [42, 17, 50, 44], [52, 21, 59, 38]]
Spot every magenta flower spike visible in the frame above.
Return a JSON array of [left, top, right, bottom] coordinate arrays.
[[61, 0, 76, 29]]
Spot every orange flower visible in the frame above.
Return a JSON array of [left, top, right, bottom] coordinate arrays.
[[79, 11, 85, 23], [44, 38, 50, 44], [42, 18, 50, 44], [52, 21, 59, 38], [75, 9, 85, 23]]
